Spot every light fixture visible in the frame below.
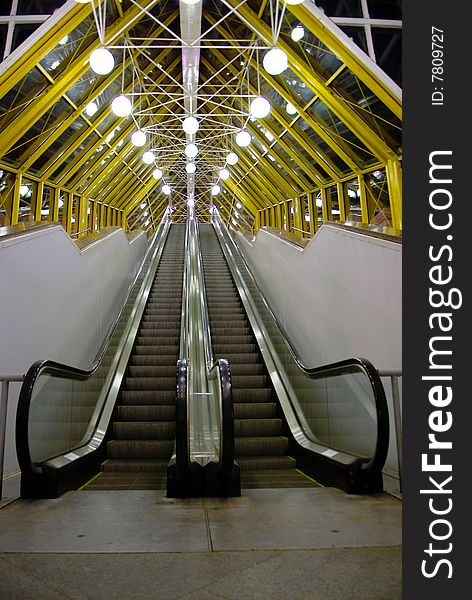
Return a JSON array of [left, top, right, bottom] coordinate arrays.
[[181, 0, 200, 4], [140, 202, 146, 209], [235, 130, 251, 147], [284, 0, 305, 4], [19, 185, 29, 197], [85, 101, 98, 117], [219, 168, 230, 180], [182, 116, 199, 135], [111, 95, 132, 117], [226, 152, 238, 165], [236, 202, 242, 209], [185, 143, 198, 158], [152, 168, 163, 179], [263, 48, 288, 75], [186, 162, 196, 174], [286, 102, 297, 115], [211, 184, 221, 196], [162, 184, 171, 195], [59, 35, 69, 45], [142, 151, 155, 164], [89, 48, 115, 75], [131, 130, 146, 147], [249, 96, 271, 119], [187, 198, 195, 207], [291, 25, 305, 42]]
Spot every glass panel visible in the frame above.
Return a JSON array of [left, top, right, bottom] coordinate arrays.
[[346, 179, 362, 222]]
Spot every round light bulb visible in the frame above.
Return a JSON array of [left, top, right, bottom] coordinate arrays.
[[89, 47, 114, 75], [226, 152, 238, 165], [111, 95, 132, 117], [152, 168, 163, 180], [263, 47, 288, 75], [286, 102, 297, 115], [249, 96, 271, 118], [142, 151, 155, 164], [185, 143, 198, 158], [180, 0, 200, 4], [211, 184, 221, 196], [186, 162, 196, 174], [19, 185, 29, 197], [162, 184, 171, 195], [235, 130, 251, 147], [182, 116, 199, 135], [219, 168, 230, 180], [85, 101, 98, 117], [187, 198, 195, 207], [284, 0, 305, 4], [131, 130, 146, 147], [291, 25, 305, 42]]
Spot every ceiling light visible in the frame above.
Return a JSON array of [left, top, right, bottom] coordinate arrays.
[[162, 184, 171, 195], [187, 198, 195, 207], [185, 162, 196, 174], [185, 143, 198, 158], [182, 116, 199, 135], [235, 130, 251, 147], [142, 151, 155, 164], [250, 96, 271, 119], [19, 185, 29, 197], [291, 25, 305, 42], [211, 185, 221, 196], [152, 168, 163, 179], [226, 152, 238, 165], [219, 168, 230, 180], [131, 130, 146, 147], [140, 202, 146, 209], [236, 202, 242, 209], [263, 48, 288, 75], [181, 0, 201, 4], [285, 0, 305, 4], [111, 95, 132, 117], [89, 48, 114, 75], [85, 102, 98, 117], [286, 102, 298, 115]]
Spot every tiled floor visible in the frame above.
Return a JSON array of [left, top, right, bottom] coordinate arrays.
[[0, 487, 402, 599]]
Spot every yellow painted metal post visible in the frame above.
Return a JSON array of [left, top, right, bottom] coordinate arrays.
[[386, 159, 402, 230], [31, 181, 44, 222], [254, 211, 261, 233], [49, 187, 60, 222], [321, 188, 331, 222], [63, 192, 73, 235], [307, 191, 318, 234], [292, 196, 304, 235], [77, 196, 88, 238], [8, 173, 22, 225], [337, 182, 347, 222]]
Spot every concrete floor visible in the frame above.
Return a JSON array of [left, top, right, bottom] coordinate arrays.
[[0, 487, 401, 599]]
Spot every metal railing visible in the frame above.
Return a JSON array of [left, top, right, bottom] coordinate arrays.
[[0, 373, 24, 500]]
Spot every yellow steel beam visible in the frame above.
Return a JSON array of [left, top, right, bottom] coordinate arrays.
[[31, 180, 44, 222], [287, 4, 402, 120], [223, 0, 396, 163], [0, 0, 162, 159], [0, 2, 93, 94], [236, 153, 287, 207], [386, 159, 402, 230]]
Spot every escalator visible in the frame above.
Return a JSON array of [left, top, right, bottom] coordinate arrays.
[[199, 224, 318, 489], [84, 224, 185, 490]]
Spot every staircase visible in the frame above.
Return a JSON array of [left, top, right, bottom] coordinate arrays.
[[84, 224, 185, 490], [199, 224, 318, 489]]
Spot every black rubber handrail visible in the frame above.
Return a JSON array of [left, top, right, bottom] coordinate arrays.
[[175, 359, 189, 479], [209, 358, 234, 479], [214, 213, 390, 476]]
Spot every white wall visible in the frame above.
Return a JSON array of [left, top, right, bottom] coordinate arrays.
[[236, 225, 402, 480], [0, 225, 148, 475]]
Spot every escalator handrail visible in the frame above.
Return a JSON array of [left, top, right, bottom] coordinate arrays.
[[213, 210, 389, 475], [176, 359, 189, 478], [15, 210, 172, 479]]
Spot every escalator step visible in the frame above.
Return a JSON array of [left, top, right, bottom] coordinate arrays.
[[108, 439, 174, 459], [235, 436, 288, 457], [116, 405, 175, 421], [113, 421, 175, 440], [124, 376, 175, 391]]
